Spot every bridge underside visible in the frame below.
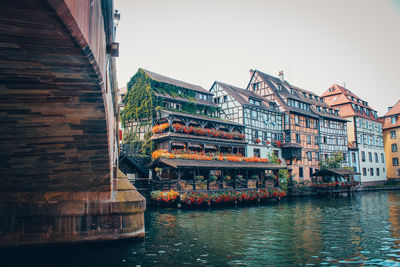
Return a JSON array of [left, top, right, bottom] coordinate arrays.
[[0, 0, 145, 245]]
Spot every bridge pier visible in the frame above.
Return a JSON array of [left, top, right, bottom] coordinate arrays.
[[0, 177, 145, 246], [0, 0, 146, 245]]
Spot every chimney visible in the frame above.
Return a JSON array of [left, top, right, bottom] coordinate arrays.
[[279, 70, 284, 82], [388, 106, 393, 111]]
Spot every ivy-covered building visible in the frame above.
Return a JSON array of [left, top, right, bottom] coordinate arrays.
[[122, 68, 285, 192], [209, 81, 283, 160]]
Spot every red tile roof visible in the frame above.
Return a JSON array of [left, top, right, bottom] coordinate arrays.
[[322, 84, 379, 121], [381, 100, 400, 130]]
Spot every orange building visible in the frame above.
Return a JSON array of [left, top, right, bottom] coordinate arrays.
[[380, 100, 400, 180]]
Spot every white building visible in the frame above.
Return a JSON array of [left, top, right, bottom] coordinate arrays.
[[322, 84, 387, 185], [210, 81, 283, 160]]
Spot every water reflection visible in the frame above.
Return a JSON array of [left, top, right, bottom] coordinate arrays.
[[1, 191, 400, 266]]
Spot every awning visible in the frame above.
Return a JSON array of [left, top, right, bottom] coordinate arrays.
[[147, 158, 287, 170], [204, 144, 217, 149], [171, 142, 185, 147], [188, 143, 201, 148], [311, 168, 361, 177]]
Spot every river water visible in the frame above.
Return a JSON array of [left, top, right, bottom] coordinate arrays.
[[2, 190, 400, 266]]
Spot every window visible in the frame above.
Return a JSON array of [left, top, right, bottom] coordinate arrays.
[[310, 168, 313, 175], [253, 148, 260, 158], [299, 167, 304, 179], [253, 82, 260, 90], [251, 110, 257, 119], [306, 118, 310, 128], [307, 151, 312, 161], [381, 153, 385, 163], [352, 152, 356, 163], [223, 95, 227, 102], [392, 116, 398, 125], [316, 152, 320, 161], [376, 168, 380, 176], [368, 152, 372, 162], [393, 158, 399, 166], [296, 134, 301, 143], [392, 144, 398, 152], [295, 115, 299, 125], [363, 168, 367, 176], [370, 168, 374, 176], [314, 136, 319, 145], [307, 135, 311, 144], [361, 151, 365, 162], [391, 130, 396, 139], [375, 152, 378, 163], [323, 137, 327, 144], [343, 153, 347, 162]]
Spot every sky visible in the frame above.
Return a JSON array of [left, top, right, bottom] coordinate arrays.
[[114, 0, 400, 116]]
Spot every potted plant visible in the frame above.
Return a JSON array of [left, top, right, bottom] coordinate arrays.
[[224, 175, 231, 182], [250, 174, 258, 180], [254, 138, 261, 144], [209, 175, 217, 182], [236, 175, 244, 183]]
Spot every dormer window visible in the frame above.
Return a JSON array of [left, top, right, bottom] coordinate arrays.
[[178, 89, 182, 95], [290, 89, 294, 94], [278, 85, 282, 90], [328, 88, 334, 92], [303, 93, 307, 98], [392, 116, 398, 124], [249, 98, 260, 106], [309, 94, 313, 100], [317, 106, 321, 112], [315, 96, 319, 101]]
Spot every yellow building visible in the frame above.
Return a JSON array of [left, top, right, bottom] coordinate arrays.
[[381, 100, 400, 179]]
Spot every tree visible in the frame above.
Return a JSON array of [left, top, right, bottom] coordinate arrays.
[[319, 151, 344, 169]]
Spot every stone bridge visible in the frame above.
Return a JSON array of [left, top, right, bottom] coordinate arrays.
[[0, 0, 145, 245]]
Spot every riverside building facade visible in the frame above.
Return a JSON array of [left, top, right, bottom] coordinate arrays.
[[246, 70, 320, 182], [380, 100, 400, 180], [322, 84, 386, 185], [210, 81, 283, 159]]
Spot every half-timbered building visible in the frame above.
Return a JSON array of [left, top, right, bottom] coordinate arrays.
[[322, 84, 386, 185], [246, 70, 320, 182], [123, 69, 285, 192], [291, 86, 348, 164], [210, 81, 283, 159]]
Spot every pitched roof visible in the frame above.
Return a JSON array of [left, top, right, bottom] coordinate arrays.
[[214, 81, 281, 113], [311, 168, 361, 177], [381, 100, 400, 130], [252, 70, 320, 118], [383, 100, 400, 117], [153, 92, 218, 107], [322, 84, 379, 121], [142, 68, 211, 94]]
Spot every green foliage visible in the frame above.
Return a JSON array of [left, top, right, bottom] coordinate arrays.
[[278, 169, 289, 191], [267, 151, 280, 164], [121, 69, 157, 127], [319, 151, 345, 169]]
